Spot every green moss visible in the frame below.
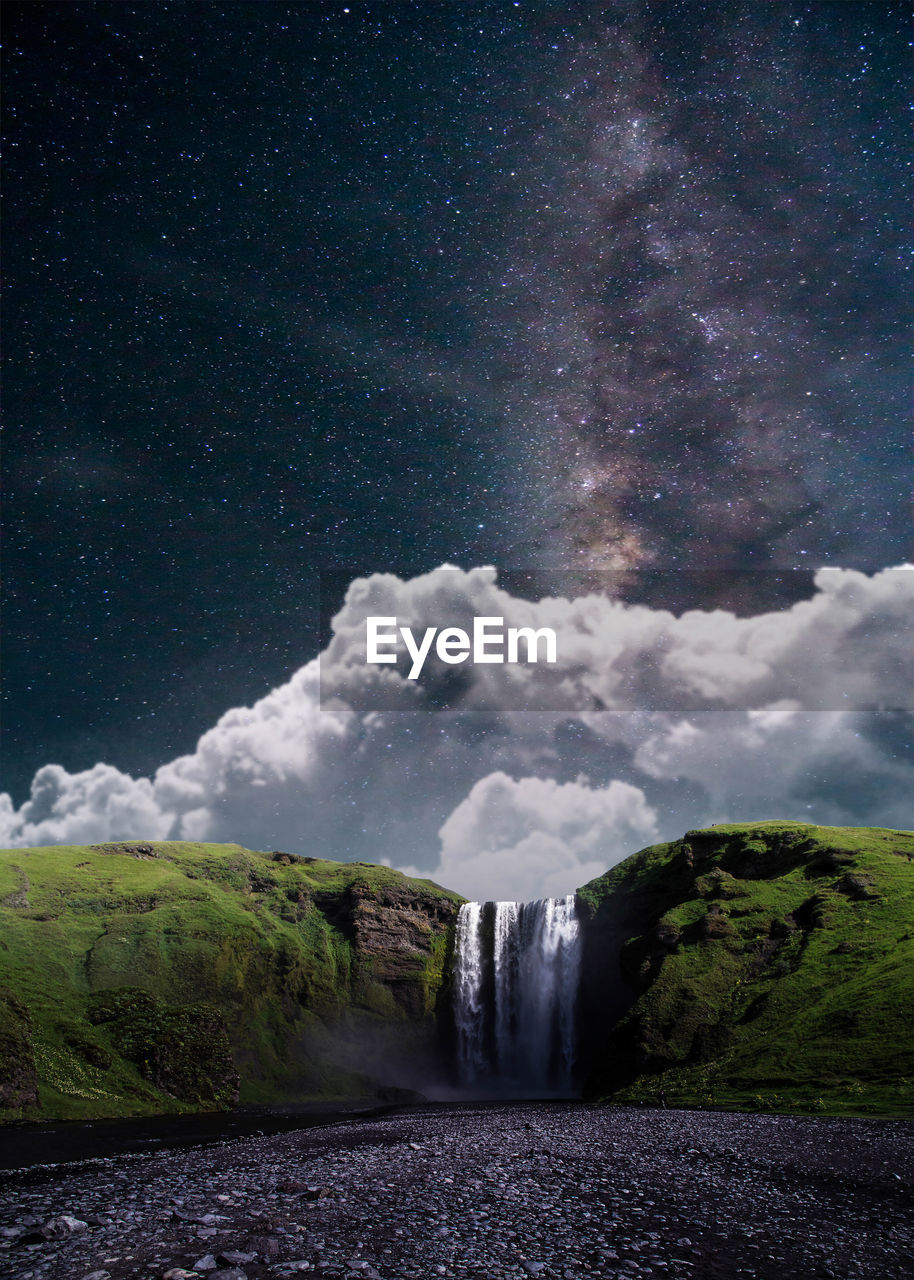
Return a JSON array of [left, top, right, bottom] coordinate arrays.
[[0, 841, 462, 1121], [0, 985, 39, 1115], [8, 823, 907, 1123], [580, 821, 914, 1117]]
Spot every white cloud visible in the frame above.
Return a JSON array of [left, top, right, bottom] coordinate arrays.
[[402, 772, 658, 901], [1, 763, 173, 849], [1, 566, 911, 899], [634, 702, 914, 831], [320, 563, 914, 714]]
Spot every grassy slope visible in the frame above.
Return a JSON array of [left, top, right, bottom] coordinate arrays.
[[578, 821, 914, 1116], [0, 841, 462, 1122], [4, 824, 911, 1123]]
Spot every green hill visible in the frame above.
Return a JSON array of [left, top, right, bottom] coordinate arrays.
[[3, 823, 912, 1124], [577, 821, 914, 1116], [0, 840, 463, 1122]]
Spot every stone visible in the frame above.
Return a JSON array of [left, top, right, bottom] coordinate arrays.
[[44, 1215, 88, 1236], [15, 1229, 50, 1245], [1, 1102, 911, 1280], [243, 1235, 281, 1258], [193, 1256, 218, 1271]]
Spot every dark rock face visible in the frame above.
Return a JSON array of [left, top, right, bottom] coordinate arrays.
[[700, 902, 735, 940], [90, 842, 159, 859], [0, 986, 39, 1110], [88, 988, 241, 1107], [835, 872, 879, 900], [347, 883, 460, 1019]]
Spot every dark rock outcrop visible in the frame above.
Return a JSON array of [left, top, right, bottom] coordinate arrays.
[[320, 880, 460, 1018], [0, 986, 38, 1111], [89, 988, 240, 1107]]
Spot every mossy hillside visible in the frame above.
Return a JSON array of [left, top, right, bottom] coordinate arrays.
[[578, 822, 914, 1116], [0, 987, 38, 1110], [0, 841, 463, 1121]]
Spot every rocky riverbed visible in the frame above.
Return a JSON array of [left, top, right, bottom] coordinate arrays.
[[1, 1103, 912, 1280]]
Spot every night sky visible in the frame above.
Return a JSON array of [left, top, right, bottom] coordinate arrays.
[[2, 3, 911, 885]]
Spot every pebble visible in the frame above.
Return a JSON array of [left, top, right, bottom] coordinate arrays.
[[0, 1104, 912, 1280]]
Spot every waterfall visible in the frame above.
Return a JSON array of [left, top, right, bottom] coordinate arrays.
[[454, 901, 487, 1082], [493, 900, 519, 1075], [453, 895, 582, 1093]]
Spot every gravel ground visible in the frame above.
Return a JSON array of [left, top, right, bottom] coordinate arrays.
[[0, 1102, 912, 1280]]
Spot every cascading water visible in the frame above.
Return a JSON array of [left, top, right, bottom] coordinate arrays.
[[454, 901, 487, 1082], [493, 901, 519, 1076], [453, 896, 582, 1094]]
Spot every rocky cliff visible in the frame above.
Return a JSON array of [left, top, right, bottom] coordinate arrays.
[[3, 822, 912, 1123], [577, 821, 914, 1115], [0, 841, 462, 1121]]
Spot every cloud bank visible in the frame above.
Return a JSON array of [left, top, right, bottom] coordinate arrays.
[[401, 773, 658, 904], [2, 566, 911, 899]]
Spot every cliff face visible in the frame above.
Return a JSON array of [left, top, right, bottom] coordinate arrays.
[[576, 822, 914, 1115], [0, 842, 462, 1122], [0, 987, 39, 1110], [311, 875, 458, 1019]]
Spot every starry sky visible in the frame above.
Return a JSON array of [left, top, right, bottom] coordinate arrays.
[[2, 2, 911, 882]]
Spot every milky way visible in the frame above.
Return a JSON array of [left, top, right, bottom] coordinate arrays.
[[2, 1, 909, 797], [486, 6, 910, 580]]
